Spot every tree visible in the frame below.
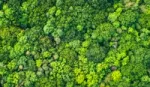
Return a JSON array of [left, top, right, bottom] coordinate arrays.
[[91, 23, 115, 42], [59, 48, 77, 65], [118, 10, 139, 27], [86, 43, 106, 63], [111, 70, 122, 81]]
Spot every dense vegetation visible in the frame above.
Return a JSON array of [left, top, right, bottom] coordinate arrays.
[[0, 0, 150, 87]]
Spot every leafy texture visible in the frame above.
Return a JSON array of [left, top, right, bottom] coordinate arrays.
[[0, 0, 150, 87]]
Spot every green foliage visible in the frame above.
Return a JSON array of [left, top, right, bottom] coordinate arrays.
[[118, 10, 138, 26], [0, 0, 149, 87], [86, 43, 106, 63], [86, 72, 99, 87], [111, 70, 122, 82], [36, 59, 42, 68], [108, 7, 122, 22], [60, 48, 77, 65], [139, 14, 150, 28], [42, 51, 51, 58], [76, 74, 85, 84], [92, 23, 115, 42]]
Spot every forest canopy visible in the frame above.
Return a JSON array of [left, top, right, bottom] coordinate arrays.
[[0, 0, 150, 87]]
